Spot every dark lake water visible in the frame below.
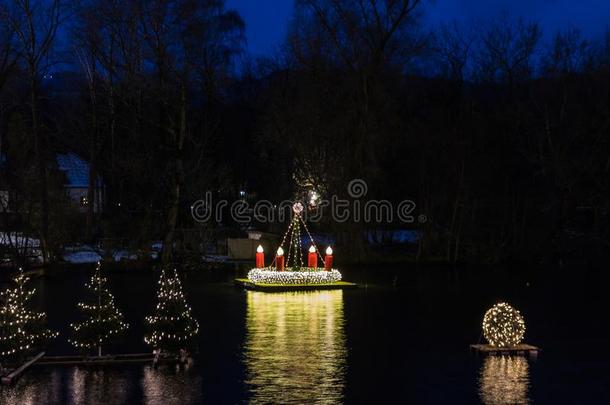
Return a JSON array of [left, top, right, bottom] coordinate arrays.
[[0, 264, 609, 404]]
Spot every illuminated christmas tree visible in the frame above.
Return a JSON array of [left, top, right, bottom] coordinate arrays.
[[69, 262, 129, 356], [145, 269, 199, 356], [0, 269, 58, 363]]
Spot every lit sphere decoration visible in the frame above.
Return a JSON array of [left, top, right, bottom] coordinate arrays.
[[482, 302, 526, 347], [292, 202, 304, 215]]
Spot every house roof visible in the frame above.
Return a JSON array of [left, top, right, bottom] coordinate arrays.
[[56, 153, 102, 188]]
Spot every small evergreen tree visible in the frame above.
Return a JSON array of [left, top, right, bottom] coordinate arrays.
[[69, 262, 129, 356], [0, 269, 57, 364], [145, 269, 199, 356]]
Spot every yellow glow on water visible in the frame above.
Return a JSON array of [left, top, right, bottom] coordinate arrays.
[[71, 367, 131, 404], [142, 365, 202, 404], [244, 290, 347, 404], [0, 369, 61, 404], [479, 356, 530, 405]]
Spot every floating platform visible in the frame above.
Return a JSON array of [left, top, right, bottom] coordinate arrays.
[[1, 352, 45, 385], [235, 278, 357, 292], [35, 353, 155, 366], [470, 344, 540, 356]]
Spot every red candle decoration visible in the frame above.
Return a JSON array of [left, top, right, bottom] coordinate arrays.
[[308, 245, 318, 268], [324, 246, 333, 271], [255, 245, 265, 268], [276, 247, 285, 271]]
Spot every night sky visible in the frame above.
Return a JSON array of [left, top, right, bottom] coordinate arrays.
[[226, 0, 610, 56]]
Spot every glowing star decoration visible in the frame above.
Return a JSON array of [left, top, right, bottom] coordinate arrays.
[[308, 191, 319, 207], [292, 202, 304, 215], [482, 302, 526, 347]]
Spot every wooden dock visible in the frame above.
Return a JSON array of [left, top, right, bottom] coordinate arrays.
[[1, 351, 45, 385], [470, 344, 540, 356], [36, 353, 155, 366], [234, 278, 357, 292], [0, 353, 188, 383]]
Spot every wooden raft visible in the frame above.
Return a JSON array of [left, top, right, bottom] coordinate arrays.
[[36, 353, 154, 366], [470, 344, 540, 356], [1, 351, 45, 385]]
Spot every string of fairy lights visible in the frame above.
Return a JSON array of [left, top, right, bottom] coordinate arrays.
[[300, 216, 327, 263], [248, 268, 342, 285]]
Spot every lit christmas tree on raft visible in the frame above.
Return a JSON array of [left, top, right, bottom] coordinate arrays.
[[239, 202, 356, 290], [0, 269, 58, 363], [145, 269, 199, 356], [69, 262, 129, 357]]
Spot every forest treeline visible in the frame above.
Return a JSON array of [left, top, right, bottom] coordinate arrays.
[[1, 0, 609, 266]]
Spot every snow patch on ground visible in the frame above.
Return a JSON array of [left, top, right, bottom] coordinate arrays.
[[203, 255, 230, 263], [63, 250, 102, 264], [1, 236, 164, 265], [112, 250, 139, 262], [62, 243, 162, 264]]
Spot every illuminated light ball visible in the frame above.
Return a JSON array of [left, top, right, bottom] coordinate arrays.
[[482, 302, 526, 347], [292, 202, 304, 215], [308, 190, 320, 207]]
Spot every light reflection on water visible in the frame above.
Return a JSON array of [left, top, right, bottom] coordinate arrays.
[[0, 368, 62, 404], [478, 356, 531, 405], [70, 367, 131, 404], [243, 290, 347, 404], [141, 365, 203, 404], [0, 365, 202, 404]]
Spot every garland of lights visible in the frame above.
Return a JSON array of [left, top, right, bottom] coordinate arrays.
[[69, 262, 129, 355], [482, 302, 526, 347], [248, 268, 342, 285], [0, 269, 58, 359], [144, 269, 199, 354]]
